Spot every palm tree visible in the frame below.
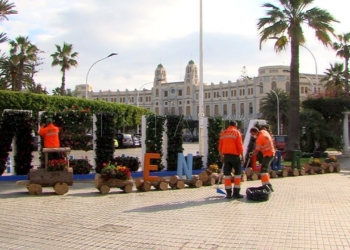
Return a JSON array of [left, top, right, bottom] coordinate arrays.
[[259, 88, 289, 135], [0, 54, 20, 90], [0, 0, 18, 45], [333, 33, 350, 93], [51, 42, 78, 95], [9, 36, 39, 91], [321, 63, 345, 96], [257, 0, 337, 159]]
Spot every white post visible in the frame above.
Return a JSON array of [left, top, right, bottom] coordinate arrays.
[[198, 0, 205, 156], [342, 111, 350, 156]]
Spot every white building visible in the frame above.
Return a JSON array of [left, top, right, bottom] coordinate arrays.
[[75, 60, 323, 126]]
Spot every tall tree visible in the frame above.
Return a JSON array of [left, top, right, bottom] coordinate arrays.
[[51, 42, 78, 95], [257, 0, 337, 159], [9, 36, 39, 91], [321, 62, 345, 96], [259, 88, 289, 135], [333, 33, 350, 93], [0, 0, 18, 44]]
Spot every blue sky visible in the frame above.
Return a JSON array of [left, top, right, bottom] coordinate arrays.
[[0, 0, 349, 94]]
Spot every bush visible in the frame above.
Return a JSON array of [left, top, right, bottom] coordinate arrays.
[[70, 157, 93, 174], [113, 156, 140, 172]]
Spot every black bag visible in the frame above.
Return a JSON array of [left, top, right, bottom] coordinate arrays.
[[246, 185, 271, 202]]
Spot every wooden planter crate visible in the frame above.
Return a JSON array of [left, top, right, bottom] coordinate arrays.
[[94, 173, 133, 194], [16, 168, 73, 195]]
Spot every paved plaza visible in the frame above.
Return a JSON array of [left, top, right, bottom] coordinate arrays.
[[1, 144, 350, 250], [1, 153, 350, 250]]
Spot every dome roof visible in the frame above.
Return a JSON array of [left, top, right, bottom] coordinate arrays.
[[157, 64, 163, 68], [188, 60, 194, 65]]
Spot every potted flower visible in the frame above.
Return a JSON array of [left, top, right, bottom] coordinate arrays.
[[47, 159, 68, 171], [95, 162, 133, 194]]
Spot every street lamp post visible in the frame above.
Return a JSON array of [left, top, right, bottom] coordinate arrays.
[[85, 53, 118, 99], [300, 45, 318, 92], [259, 84, 280, 135], [136, 82, 153, 107]]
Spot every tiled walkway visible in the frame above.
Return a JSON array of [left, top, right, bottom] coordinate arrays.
[[0, 158, 350, 249]]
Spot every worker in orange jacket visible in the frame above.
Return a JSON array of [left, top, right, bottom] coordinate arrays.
[[249, 127, 275, 192], [218, 121, 244, 199], [39, 118, 61, 161]]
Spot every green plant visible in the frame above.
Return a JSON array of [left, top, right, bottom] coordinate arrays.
[[113, 156, 140, 172], [185, 155, 203, 170], [94, 113, 115, 173], [207, 117, 224, 167], [100, 162, 131, 181], [69, 157, 93, 174], [47, 159, 68, 171], [145, 114, 166, 171], [166, 115, 184, 171]]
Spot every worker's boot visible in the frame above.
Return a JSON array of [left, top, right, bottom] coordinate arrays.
[[264, 183, 274, 192], [225, 189, 232, 199], [232, 188, 244, 199]]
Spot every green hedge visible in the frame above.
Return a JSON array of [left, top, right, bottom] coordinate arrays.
[[0, 90, 152, 126]]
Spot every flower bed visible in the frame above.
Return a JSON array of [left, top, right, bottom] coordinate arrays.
[[47, 159, 68, 171], [69, 157, 93, 174]]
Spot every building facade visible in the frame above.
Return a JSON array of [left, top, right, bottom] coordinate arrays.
[[75, 60, 323, 127]]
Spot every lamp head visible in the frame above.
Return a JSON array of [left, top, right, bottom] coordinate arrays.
[[108, 53, 118, 57]]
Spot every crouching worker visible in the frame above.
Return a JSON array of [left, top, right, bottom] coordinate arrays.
[[249, 127, 275, 192], [218, 121, 244, 199]]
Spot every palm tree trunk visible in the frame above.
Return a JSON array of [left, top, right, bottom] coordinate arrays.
[[17, 59, 24, 91], [284, 38, 301, 160], [345, 56, 349, 94], [61, 70, 66, 95]]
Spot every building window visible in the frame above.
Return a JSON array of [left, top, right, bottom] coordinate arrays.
[[178, 90, 182, 96], [260, 84, 263, 94], [214, 92, 217, 98], [260, 70, 265, 74], [165, 102, 168, 105], [164, 91, 168, 97], [205, 93, 208, 99], [155, 107, 159, 115], [232, 104, 236, 114], [214, 105, 219, 116], [240, 103, 244, 114], [234, 90, 236, 97], [223, 104, 227, 115], [269, 69, 278, 73], [179, 107, 183, 115], [271, 81, 277, 90], [164, 107, 168, 115], [305, 87, 308, 93], [156, 89, 159, 97], [249, 102, 253, 114], [186, 106, 190, 115], [187, 101, 190, 104], [156, 102, 158, 105], [206, 105, 210, 116], [231, 90, 233, 97], [301, 87, 304, 94], [196, 93, 198, 100], [187, 86, 190, 95]]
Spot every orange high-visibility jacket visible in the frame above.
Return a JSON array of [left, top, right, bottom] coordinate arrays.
[[218, 126, 244, 155], [255, 130, 275, 157], [39, 124, 60, 148]]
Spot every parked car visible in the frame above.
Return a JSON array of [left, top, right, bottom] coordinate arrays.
[[273, 135, 287, 151], [132, 136, 140, 147], [116, 133, 134, 148], [188, 136, 199, 142], [133, 134, 142, 147]]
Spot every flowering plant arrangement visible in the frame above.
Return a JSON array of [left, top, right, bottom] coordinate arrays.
[[47, 159, 68, 171], [324, 155, 337, 163], [70, 157, 93, 174], [309, 158, 322, 167], [206, 163, 221, 175], [100, 162, 132, 181]]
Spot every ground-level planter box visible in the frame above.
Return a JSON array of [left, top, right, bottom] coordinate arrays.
[[94, 173, 133, 194], [16, 168, 73, 195]]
